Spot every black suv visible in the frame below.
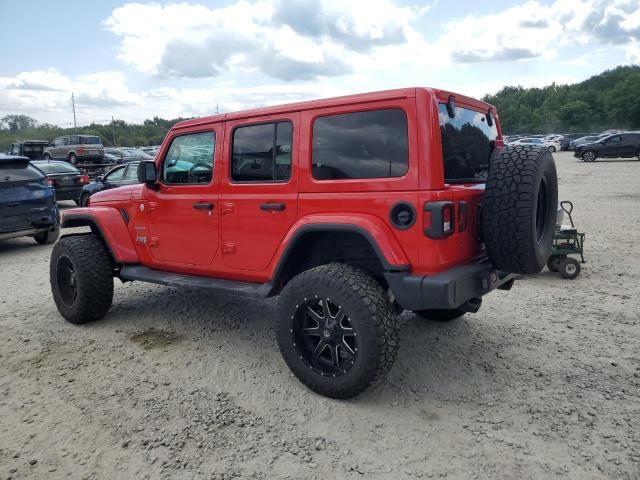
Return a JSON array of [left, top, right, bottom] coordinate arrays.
[[575, 132, 640, 162], [8, 140, 51, 160]]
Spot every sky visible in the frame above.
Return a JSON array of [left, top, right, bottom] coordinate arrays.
[[0, 0, 638, 127]]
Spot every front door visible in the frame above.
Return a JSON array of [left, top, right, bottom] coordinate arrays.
[[145, 128, 220, 266], [220, 115, 299, 271]]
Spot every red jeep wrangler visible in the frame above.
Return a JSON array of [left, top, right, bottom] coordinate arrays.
[[50, 88, 557, 398]]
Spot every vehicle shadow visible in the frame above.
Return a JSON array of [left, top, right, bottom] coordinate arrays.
[[0, 237, 43, 255], [104, 284, 513, 403]]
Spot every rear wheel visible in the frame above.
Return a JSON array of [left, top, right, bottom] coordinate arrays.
[[44, 153, 52, 160], [546, 254, 566, 272], [559, 257, 581, 279], [482, 145, 558, 274], [277, 263, 399, 399], [80, 192, 91, 207], [548, 146, 556, 153], [50, 235, 114, 324], [69, 153, 78, 165], [34, 228, 59, 245], [582, 151, 596, 162]]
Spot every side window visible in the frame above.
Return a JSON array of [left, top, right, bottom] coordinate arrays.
[[104, 166, 125, 183], [312, 109, 408, 180], [70, 136, 80, 145], [53, 138, 63, 147], [10, 144, 19, 155], [63, 137, 70, 146], [162, 131, 215, 185], [231, 121, 292, 182]]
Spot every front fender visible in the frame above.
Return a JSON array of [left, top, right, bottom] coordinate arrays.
[[269, 214, 410, 278], [62, 207, 138, 264]]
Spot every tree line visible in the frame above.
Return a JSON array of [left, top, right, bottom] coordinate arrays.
[[0, 115, 190, 152], [482, 65, 640, 134]]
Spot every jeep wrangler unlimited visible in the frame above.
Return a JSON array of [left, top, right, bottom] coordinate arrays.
[[49, 88, 558, 399]]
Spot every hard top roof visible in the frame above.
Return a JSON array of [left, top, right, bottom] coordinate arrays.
[[173, 87, 496, 130]]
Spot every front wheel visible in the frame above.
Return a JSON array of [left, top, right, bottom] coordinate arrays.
[[582, 151, 596, 162], [559, 257, 581, 279], [79, 192, 91, 207], [276, 263, 399, 399], [50, 235, 114, 324], [548, 146, 556, 153]]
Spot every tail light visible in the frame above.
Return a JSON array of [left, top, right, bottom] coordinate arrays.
[[423, 201, 455, 239], [47, 178, 56, 186], [78, 175, 90, 184], [76, 147, 84, 155]]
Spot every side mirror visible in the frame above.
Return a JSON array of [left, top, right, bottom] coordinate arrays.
[[137, 160, 157, 186]]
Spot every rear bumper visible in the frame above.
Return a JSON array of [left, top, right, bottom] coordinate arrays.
[[384, 261, 515, 311], [54, 187, 83, 201]]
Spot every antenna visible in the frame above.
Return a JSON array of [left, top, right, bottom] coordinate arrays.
[[71, 93, 77, 130]]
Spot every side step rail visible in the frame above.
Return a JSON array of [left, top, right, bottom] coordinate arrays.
[[119, 265, 272, 298]]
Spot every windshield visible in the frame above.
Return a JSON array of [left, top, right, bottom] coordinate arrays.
[[80, 136, 102, 145], [439, 104, 497, 182]]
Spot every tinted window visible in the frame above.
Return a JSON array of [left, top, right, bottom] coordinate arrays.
[[70, 136, 80, 145], [0, 162, 43, 182], [32, 161, 79, 174], [104, 166, 125, 182], [231, 122, 292, 182], [312, 109, 408, 180], [162, 132, 215, 184], [80, 136, 102, 145], [439, 104, 497, 182], [63, 137, 70, 146]]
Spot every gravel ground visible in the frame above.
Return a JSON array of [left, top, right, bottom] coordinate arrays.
[[1, 151, 639, 479]]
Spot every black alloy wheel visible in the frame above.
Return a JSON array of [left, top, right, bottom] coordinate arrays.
[[290, 296, 357, 377], [56, 255, 78, 306]]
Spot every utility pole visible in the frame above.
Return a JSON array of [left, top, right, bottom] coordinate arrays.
[[111, 116, 116, 146], [216, 103, 219, 114], [71, 93, 77, 130]]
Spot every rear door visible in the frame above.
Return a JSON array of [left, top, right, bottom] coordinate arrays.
[[422, 100, 499, 271], [220, 114, 299, 271]]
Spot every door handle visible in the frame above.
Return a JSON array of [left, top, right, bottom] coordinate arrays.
[[260, 202, 285, 211], [193, 202, 214, 210]]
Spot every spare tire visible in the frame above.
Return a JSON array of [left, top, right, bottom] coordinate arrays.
[[482, 145, 558, 274]]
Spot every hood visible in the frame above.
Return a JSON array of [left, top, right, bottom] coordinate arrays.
[[89, 184, 144, 203]]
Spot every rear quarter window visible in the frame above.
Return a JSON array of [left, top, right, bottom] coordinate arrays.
[[312, 109, 408, 180], [0, 163, 44, 182], [439, 104, 497, 182]]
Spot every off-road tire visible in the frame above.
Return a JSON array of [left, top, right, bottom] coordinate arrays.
[[414, 308, 467, 322], [277, 263, 399, 399], [546, 254, 566, 272], [34, 228, 59, 245], [482, 145, 558, 274], [559, 257, 581, 279], [50, 235, 114, 324], [582, 151, 596, 162]]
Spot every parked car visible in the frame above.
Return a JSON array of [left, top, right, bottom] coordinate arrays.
[[574, 132, 640, 162], [0, 154, 59, 244], [51, 87, 559, 399], [118, 149, 154, 163], [31, 160, 90, 204], [569, 134, 606, 150], [8, 140, 51, 160], [78, 162, 140, 207], [507, 137, 559, 152], [560, 133, 591, 151], [44, 135, 105, 164]]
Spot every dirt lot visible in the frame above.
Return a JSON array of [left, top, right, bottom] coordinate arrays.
[[1, 151, 639, 479]]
